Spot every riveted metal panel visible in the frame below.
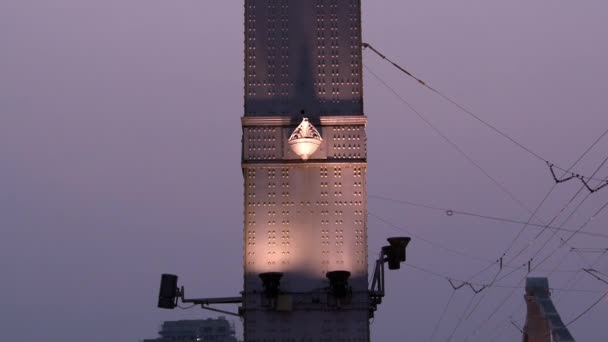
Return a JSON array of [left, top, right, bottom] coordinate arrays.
[[244, 0, 363, 117], [243, 164, 367, 287], [243, 127, 284, 160], [242, 118, 367, 162], [326, 125, 367, 159], [243, 162, 369, 340], [242, 1, 369, 341], [245, 308, 370, 341]]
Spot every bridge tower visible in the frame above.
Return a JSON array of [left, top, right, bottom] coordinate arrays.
[[241, 0, 369, 340]]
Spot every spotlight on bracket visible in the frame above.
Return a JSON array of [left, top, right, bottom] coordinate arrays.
[[385, 237, 411, 270], [155, 273, 243, 316], [259, 272, 283, 298], [388, 237, 411, 262], [369, 236, 413, 317], [158, 274, 179, 309], [326, 270, 352, 298], [382, 245, 399, 270]]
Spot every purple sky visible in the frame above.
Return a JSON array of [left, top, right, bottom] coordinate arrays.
[[1, 1, 607, 341]]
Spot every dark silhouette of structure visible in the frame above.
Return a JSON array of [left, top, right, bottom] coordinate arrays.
[[155, 2, 411, 341], [142, 317, 239, 342], [522, 277, 575, 342]]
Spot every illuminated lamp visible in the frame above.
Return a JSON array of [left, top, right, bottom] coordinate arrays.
[[288, 118, 323, 161], [259, 272, 283, 298], [326, 270, 351, 298]]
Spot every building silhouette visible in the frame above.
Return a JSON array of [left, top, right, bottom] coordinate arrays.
[[142, 317, 240, 342]]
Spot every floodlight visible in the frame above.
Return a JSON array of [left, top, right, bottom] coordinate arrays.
[[259, 272, 283, 298], [387, 237, 411, 262], [383, 245, 400, 270], [326, 270, 351, 298], [158, 274, 179, 309]]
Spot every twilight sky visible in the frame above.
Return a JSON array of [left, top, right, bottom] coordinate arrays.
[[1, 1, 608, 341]]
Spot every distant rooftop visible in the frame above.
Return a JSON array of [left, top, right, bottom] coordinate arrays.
[[142, 316, 241, 342]]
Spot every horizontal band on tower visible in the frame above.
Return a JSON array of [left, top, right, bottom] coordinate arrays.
[[242, 116, 368, 127], [242, 160, 368, 168]]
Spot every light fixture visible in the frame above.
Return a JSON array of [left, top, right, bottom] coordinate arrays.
[[259, 272, 283, 298], [288, 118, 323, 160], [384, 237, 411, 270], [326, 270, 351, 298], [158, 274, 179, 309], [387, 237, 411, 262]]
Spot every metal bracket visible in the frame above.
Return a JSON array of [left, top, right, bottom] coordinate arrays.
[[180, 287, 243, 317]]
